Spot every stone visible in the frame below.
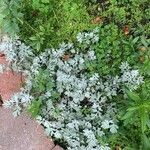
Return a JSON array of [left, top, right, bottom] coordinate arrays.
[[0, 54, 23, 101], [0, 108, 55, 150], [0, 70, 24, 101]]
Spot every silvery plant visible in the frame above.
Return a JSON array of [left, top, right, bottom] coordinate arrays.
[[0, 28, 143, 150]]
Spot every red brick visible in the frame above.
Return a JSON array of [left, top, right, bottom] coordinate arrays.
[[0, 108, 55, 150], [0, 70, 24, 101], [0, 55, 23, 101]]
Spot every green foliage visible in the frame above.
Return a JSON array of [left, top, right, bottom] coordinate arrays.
[[58, 0, 93, 43], [0, 0, 94, 51], [51, 91, 61, 103], [120, 82, 150, 149], [32, 0, 50, 13], [87, 0, 150, 36], [28, 99, 42, 118], [0, 0, 23, 35], [97, 132, 139, 150], [89, 24, 138, 76], [32, 69, 54, 94], [0, 0, 149, 148], [29, 26, 45, 51], [138, 37, 150, 76], [27, 68, 61, 119]]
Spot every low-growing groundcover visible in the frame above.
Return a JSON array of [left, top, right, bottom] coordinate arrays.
[[0, 0, 150, 150], [0, 0, 95, 50], [0, 29, 149, 150]]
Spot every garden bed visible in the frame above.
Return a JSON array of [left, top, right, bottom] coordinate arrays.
[[0, 0, 150, 150]]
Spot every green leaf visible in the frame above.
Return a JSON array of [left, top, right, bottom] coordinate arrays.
[[127, 106, 139, 112], [0, 14, 4, 25], [132, 37, 139, 44], [146, 118, 150, 128], [142, 134, 150, 150], [140, 107, 148, 133], [36, 42, 41, 51], [141, 36, 148, 47], [142, 60, 150, 76], [1, 8, 10, 16], [29, 36, 37, 41], [125, 89, 141, 102], [51, 92, 60, 102], [28, 99, 42, 118], [41, 0, 49, 3], [122, 110, 135, 121]]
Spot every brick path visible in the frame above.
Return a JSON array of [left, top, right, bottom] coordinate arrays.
[[0, 54, 63, 150]]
